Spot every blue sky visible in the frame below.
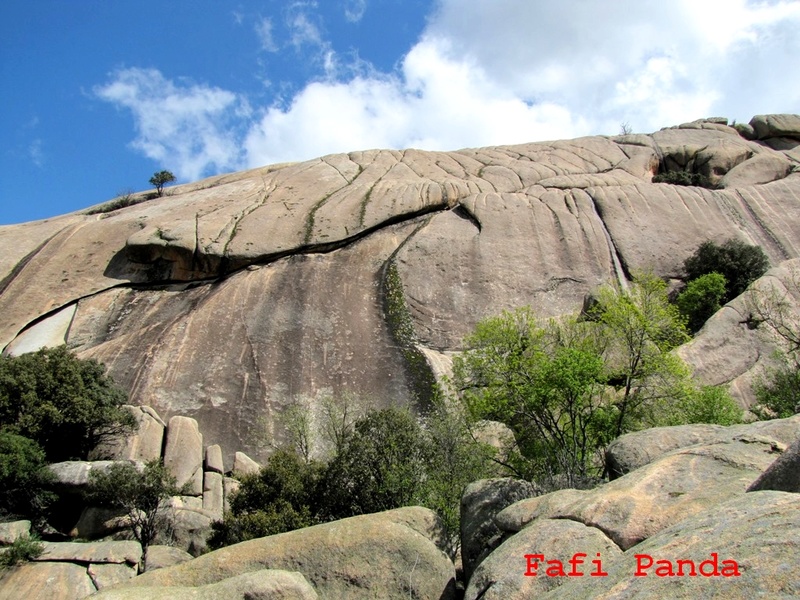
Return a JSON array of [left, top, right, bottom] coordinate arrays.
[[2, 0, 799, 225]]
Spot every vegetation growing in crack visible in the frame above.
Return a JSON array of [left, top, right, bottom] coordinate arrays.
[[652, 169, 717, 188], [383, 259, 436, 405]]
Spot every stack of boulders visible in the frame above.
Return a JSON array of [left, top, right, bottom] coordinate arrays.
[[47, 406, 263, 555]]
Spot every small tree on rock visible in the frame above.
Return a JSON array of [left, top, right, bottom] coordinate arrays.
[[149, 170, 176, 197]]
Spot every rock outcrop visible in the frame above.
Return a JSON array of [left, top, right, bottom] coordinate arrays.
[[2, 115, 799, 464]]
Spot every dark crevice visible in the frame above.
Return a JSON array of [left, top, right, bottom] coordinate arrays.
[[0, 231, 64, 296], [451, 204, 481, 232], [583, 190, 632, 287]]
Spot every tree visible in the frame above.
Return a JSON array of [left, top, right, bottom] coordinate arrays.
[[319, 407, 428, 520], [0, 347, 135, 462], [676, 272, 727, 333], [684, 239, 769, 301], [0, 431, 55, 524], [593, 273, 690, 436], [454, 310, 612, 485], [149, 170, 176, 197], [87, 459, 181, 567], [207, 449, 323, 549]]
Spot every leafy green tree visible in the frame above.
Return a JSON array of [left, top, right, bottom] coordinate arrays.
[[149, 170, 176, 197], [207, 449, 323, 549], [319, 407, 428, 520], [0, 347, 135, 462], [752, 365, 800, 419], [684, 239, 769, 301], [86, 459, 181, 566], [0, 431, 56, 524], [652, 384, 742, 427], [455, 310, 612, 485], [676, 272, 728, 333]]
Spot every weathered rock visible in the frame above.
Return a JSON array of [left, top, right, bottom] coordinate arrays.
[[460, 478, 536, 583], [747, 436, 800, 492], [163, 416, 203, 495], [0, 561, 96, 600], [750, 113, 800, 139], [223, 477, 240, 512], [464, 518, 622, 600], [91, 405, 166, 462], [605, 413, 800, 477], [549, 491, 800, 599], [103, 507, 455, 600], [71, 506, 130, 540], [231, 451, 260, 477], [34, 540, 142, 566], [166, 508, 213, 556], [143, 545, 194, 572], [48, 461, 140, 492], [2, 116, 800, 463], [678, 260, 800, 405], [493, 488, 590, 534], [553, 437, 781, 550], [93, 570, 319, 599], [0, 520, 31, 545], [204, 444, 224, 474], [87, 562, 137, 590], [201, 471, 224, 521]]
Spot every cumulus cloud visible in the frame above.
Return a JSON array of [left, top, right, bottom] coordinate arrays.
[[97, 0, 800, 178], [95, 68, 250, 181]]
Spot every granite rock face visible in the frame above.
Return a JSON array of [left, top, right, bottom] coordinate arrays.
[[1, 115, 799, 464]]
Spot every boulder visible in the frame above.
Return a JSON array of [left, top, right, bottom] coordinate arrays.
[[71, 506, 130, 540], [493, 488, 590, 534], [747, 436, 800, 492], [34, 541, 142, 566], [719, 153, 793, 188], [204, 445, 224, 474], [0, 520, 31, 545], [202, 471, 224, 520], [93, 570, 319, 599], [460, 478, 536, 582], [549, 437, 781, 550], [464, 518, 622, 600], [750, 113, 800, 139], [605, 413, 800, 477], [231, 451, 260, 477], [163, 416, 203, 495], [143, 545, 194, 572], [100, 507, 456, 600], [87, 562, 137, 590], [0, 561, 96, 600], [549, 491, 800, 599]]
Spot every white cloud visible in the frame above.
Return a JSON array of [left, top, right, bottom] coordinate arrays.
[[98, 1, 800, 178], [28, 139, 44, 168], [255, 17, 278, 52], [344, 0, 367, 22], [95, 68, 249, 181]]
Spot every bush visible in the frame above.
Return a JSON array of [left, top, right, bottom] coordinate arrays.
[[0, 534, 44, 569], [653, 170, 716, 188], [684, 239, 770, 302], [86, 459, 181, 562], [752, 364, 800, 419], [0, 431, 55, 523], [676, 272, 728, 333], [319, 408, 428, 520], [149, 170, 176, 197], [207, 449, 323, 549], [0, 347, 135, 462], [654, 385, 742, 427]]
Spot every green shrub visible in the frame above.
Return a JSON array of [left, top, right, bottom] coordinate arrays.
[[86, 459, 181, 561], [653, 170, 716, 188], [0, 431, 55, 523], [0, 347, 135, 462], [752, 364, 800, 419], [684, 239, 770, 301], [0, 534, 44, 568], [654, 385, 743, 427], [676, 272, 728, 333]]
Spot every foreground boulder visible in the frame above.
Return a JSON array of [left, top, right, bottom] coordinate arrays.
[[549, 491, 800, 599], [99, 507, 456, 600]]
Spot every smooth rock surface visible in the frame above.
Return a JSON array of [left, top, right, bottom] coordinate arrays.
[[163, 416, 203, 495], [0, 561, 96, 600], [93, 569, 319, 600], [0, 520, 31, 545], [460, 478, 536, 582], [550, 491, 800, 599], [105, 507, 455, 600]]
